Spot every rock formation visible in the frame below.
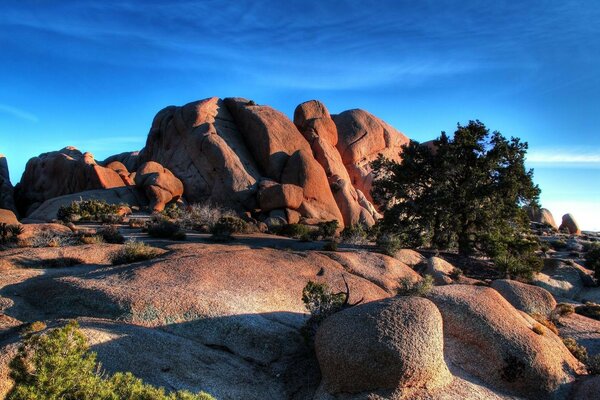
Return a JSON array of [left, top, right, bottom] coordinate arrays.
[[491, 279, 557, 317], [14, 147, 125, 216], [526, 206, 558, 230], [560, 213, 581, 235], [0, 155, 16, 214], [134, 161, 184, 212]]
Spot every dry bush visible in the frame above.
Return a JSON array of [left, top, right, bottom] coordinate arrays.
[[110, 240, 161, 265]]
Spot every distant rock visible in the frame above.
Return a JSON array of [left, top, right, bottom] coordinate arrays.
[[333, 109, 409, 202], [14, 147, 125, 216], [0, 155, 16, 214], [526, 206, 558, 230], [559, 213, 581, 235], [315, 297, 451, 394], [134, 161, 184, 212]]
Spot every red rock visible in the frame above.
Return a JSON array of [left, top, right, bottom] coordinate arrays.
[[257, 180, 303, 212], [559, 213, 581, 235], [106, 161, 135, 186], [134, 161, 184, 212]]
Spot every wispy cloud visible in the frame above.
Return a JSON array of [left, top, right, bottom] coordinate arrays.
[[527, 149, 600, 164], [0, 104, 38, 123]]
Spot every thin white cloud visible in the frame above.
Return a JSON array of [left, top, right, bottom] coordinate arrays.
[[528, 149, 600, 163], [0, 104, 39, 123]]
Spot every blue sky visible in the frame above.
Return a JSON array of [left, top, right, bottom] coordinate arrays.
[[0, 0, 598, 229]]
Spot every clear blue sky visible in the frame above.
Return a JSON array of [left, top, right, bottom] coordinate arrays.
[[1, 1, 599, 229]]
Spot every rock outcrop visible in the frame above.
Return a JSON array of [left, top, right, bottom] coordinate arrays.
[[0, 155, 16, 213], [105, 161, 135, 186], [491, 279, 557, 317], [14, 147, 125, 216], [333, 109, 409, 202], [315, 297, 451, 394], [526, 206, 558, 230], [427, 285, 583, 399], [134, 162, 184, 212], [101, 151, 140, 173], [559, 213, 581, 235], [0, 209, 18, 225], [426, 256, 456, 285]]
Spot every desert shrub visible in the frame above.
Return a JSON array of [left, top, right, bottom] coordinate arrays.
[[301, 280, 353, 342], [147, 220, 186, 240], [532, 324, 545, 335], [494, 253, 542, 282], [317, 220, 339, 240], [587, 354, 600, 375], [78, 234, 104, 245], [449, 267, 463, 280], [160, 203, 182, 219], [22, 321, 47, 334], [530, 313, 559, 335], [178, 203, 235, 231], [340, 224, 370, 245], [551, 303, 576, 324], [551, 239, 567, 250], [27, 231, 74, 248], [97, 225, 125, 244], [585, 244, 600, 280], [128, 218, 147, 229], [44, 257, 84, 268], [0, 223, 23, 247], [322, 240, 338, 251], [210, 216, 247, 239], [575, 302, 600, 321], [397, 274, 434, 297], [110, 240, 161, 265], [277, 224, 313, 239], [563, 337, 588, 362], [57, 199, 126, 223], [7, 320, 214, 400], [376, 233, 403, 256]]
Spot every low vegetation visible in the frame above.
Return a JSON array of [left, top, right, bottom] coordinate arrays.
[[97, 225, 125, 244], [494, 253, 542, 282], [562, 337, 588, 362], [0, 223, 23, 247], [57, 199, 126, 223], [396, 275, 434, 297], [585, 244, 600, 280], [340, 224, 370, 245], [210, 216, 250, 240], [110, 240, 161, 265], [276, 223, 313, 240], [177, 203, 236, 232], [530, 313, 559, 335], [147, 219, 186, 240], [376, 233, 403, 256], [7, 320, 214, 400]]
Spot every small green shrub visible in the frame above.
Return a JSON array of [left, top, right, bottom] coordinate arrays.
[[563, 337, 588, 362], [57, 199, 126, 223], [277, 224, 313, 239], [147, 220, 186, 240], [575, 302, 600, 321], [210, 216, 248, 239], [7, 320, 214, 400], [301, 281, 349, 342], [397, 274, 434, 297], [340, 224, 370, 245], [376, 233, 403, 256], [585, 244, 600, 280], [322, 240, 338, 251], [588, 354, 600, 375], [97, 225, 125, 244], [494, 252, 542, 282], [539, 242, 550, 253], [317, 220, 339, 240], [111, 240, 161, 265]]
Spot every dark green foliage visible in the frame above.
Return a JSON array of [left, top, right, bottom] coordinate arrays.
[[550, 239, 567, 250], [0, 223, 22, 246], [7, 320, 215, 400], [397, 275, 434, 296], [562, 337, 588, 363], [110, 240, 161, 265], [147, 220, 186, 240], [97, 225, 125, 244], [376, 233, 403, 256], [575, 302, 600, 321], [210, 216, 248, 238], [340, 224, 370, 245], [301, 281, 348, 342], [161, 203, 182, 219], [322, 240, 338, 251], [588, 354, 600, 375], [585, 244, 600, 280], [277, 224, 313, 239], [317, 220, 339, 240], [371, 120, 540, 259], [57, 199, 125, 223], [494, 253, 543, 282]]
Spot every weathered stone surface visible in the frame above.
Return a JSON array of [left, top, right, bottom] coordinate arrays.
[[294, 101, 378, 226], [333, 109, 409, 201], [427, 256, 456, 285], [533, 260, 584, 299], [105, 161, 135, 186], [0, 209, 18, 225], [102, 151, 140, 173], [559, 213, 581, 235], [134, 161, 184, 212], [315, 297, 451, 393], [0, 155, 16, 213], [491, 279, 557, 317], [257, 180, 303, 212], [427, 285, 583, 399], [24, 187, 147, 222], [14, 147, 125, 216], [394, 249, 426, 268], [139, 98, 261, 210]]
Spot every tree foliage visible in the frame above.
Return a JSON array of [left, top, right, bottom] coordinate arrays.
[[371, 120, 540, 258]]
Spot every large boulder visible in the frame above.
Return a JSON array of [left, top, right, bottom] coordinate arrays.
[[134, 162, 184, 212], [427, 285, 583, 399], [559, 213, 581, 235], [101, 151, 140, 173], [0, 155, 16, 213], [526, 206, 558, 230], [139, 98, 261, 210], [426, 256, 456, 285], [14, 147, 125, 216], [532, 259, 584, 300], [333, 109, 409, 201], [315, 297, 451, 394], [0, 209, 18, 225], [256, 180, 303, 212], [105, 161, 135, 186], [491, 279, 557, 317], [294, 101, 377, 226], [24, 187, 147, 222]]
